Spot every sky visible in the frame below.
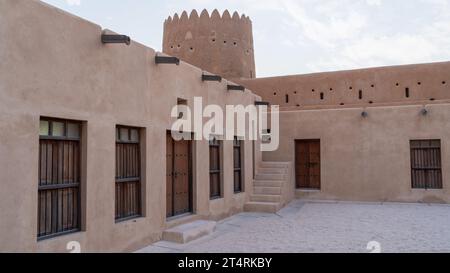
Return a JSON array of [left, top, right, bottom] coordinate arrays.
[[41, 0, 450, 77]]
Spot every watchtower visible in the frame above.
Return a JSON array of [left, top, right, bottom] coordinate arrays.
[[163, 9, 256, 80]]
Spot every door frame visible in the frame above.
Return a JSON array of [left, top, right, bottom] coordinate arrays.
[[295, 139, 321, 190], [166, 131, 194, 219]]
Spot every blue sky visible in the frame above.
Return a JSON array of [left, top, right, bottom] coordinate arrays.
[[41, 0, 450, 77]]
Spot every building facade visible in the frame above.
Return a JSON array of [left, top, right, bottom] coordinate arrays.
[[0, 0, 449, 253], [164, 9, 450, 205], [235, 63, 450, 203], [0, 0, 262, 252]]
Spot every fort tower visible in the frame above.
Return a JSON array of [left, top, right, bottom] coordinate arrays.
[[163, 9, 256, 79]]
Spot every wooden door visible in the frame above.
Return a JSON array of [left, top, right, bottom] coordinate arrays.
[[166, 132, 192, 217], [295, 140, 321, 189]]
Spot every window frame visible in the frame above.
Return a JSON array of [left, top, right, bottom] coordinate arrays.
[[115, 125, 142, 222], [410, 139, 443, 190], [39, 117, 81, 141], [233, 137, 244, 194], [209, 137, 223, 200], [38, 117, 82, 241]]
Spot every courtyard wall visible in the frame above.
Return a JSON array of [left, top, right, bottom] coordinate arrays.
[[0, 0, 260, 252]]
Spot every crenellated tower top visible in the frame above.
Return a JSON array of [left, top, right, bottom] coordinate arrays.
[[163, 9, 256, 80], [164, 9, 252, 26]]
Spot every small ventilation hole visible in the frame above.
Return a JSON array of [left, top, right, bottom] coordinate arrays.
[[405, 88, 410, 98], [417, 82, 421, 85], [212, 39, 216, 42], [340, 103, 345, 106], [396, 83, 399, 86], [359, 90, 363, 100], [286, 94, 289, 104], [430, 98, 435, 101], [330, 88, 333, 91], [233, 42, 237, 46], [443, 81, 447, 85], [349, 86, 353, 90], [369, 101, 373, 104], [273, 92, 277, 96], [320, 92, 324, 100], [312, 89, 315, 92], [371, 84, 375, 88]]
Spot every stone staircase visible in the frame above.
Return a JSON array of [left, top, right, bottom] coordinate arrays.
[[162, 220, 217, 244], [244, 161, 291, 213]]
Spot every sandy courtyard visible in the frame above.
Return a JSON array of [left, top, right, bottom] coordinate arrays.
[[138, 200, 450, 253]]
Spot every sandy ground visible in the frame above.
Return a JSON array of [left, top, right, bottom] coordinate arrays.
[[137, 200, 450, 253]]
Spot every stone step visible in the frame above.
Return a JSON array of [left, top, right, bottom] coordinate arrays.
[[296, 189, 322, 199], [258, 168, 287, 174], [244, 202, 280, 213], [254, 186, 282, 195], [165, 214, 202, 229], [254, 180, 283, 187], [162, 220, 216, 244], [260, 162, 290, 168], [255, 173, 286, 181], [251, 194, 282, 202]]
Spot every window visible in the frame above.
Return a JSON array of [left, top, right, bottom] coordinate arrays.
[[261, 129, 272, 144], [177, 98, 187, 120], [411, 140, 443, 189], [115, 126, 142, 221], [209, 138, 222, 199], [38, 118, 81, 240], [252, 140, 256, 179], [233, 137, 243, 193]]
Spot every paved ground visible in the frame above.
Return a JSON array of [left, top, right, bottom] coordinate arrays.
[[137, 200, 450, 253]]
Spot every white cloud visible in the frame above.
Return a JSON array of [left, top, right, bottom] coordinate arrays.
[[366, 0, 382, 6], [150, 0, 450, 74], [343, 35, 438, 65], [45, 0, 450, 76], [66, 0, 81, 6], [279, 0, 368, 49], [272, 0, 450, 73]]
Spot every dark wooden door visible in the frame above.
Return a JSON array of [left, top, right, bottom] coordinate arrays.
[[295, 140, 321, 189], [166, 132, 192, 217]]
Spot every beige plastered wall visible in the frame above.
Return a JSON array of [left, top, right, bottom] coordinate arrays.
[[268, 104, 450, 204], [236, 62, 450, 109], [233, 40, 450, 206], [0, 0, 260, 252]]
